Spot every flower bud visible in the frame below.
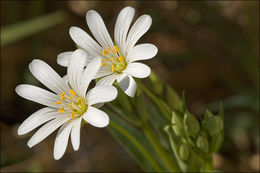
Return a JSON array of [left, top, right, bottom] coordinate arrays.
[[179, 143, 190, 161], [196, 136, 209, 153], [171, 111, 184, 136], [210, 133, 223, 152], [206, 116, 223, 136], [166, 85, 181, 110], [148, 71, 164, 95], [184, 111, 200, 136]]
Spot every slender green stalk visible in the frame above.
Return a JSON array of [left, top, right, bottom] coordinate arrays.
[[142, 122, 181, 172], [107, 103, 141, 127], [137, 80, 171, 121], [109, 120, 163, 172]]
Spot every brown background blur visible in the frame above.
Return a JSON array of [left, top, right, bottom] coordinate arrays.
[[1, 1, 259, 172]]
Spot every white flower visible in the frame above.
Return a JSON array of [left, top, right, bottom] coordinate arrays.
[[16, 49, 117, 160], [57, 6, 158, 97]]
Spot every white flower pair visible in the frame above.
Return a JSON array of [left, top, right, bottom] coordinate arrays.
[[16, 6, 157, 160]]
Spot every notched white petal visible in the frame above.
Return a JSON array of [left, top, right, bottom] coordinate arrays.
[[117, 75, 137, 97], [86, 85, 118, 106], [54, 122, 73, 160], [83, 106, 109, 128], [27, 115, 70, 148], [29, 59, 70, 94], [123, 63, 151, 78], [86, 10, 114, 49], [69, 26, 102, 56], [18, 107, 58, 135], [15, 84, 60, 108], [127, 43, 158, 63], [71, 117, 82, 151], [57, 51, 73, 67]]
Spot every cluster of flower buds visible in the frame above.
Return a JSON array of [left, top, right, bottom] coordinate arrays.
[[148, 71, 224, 172], [164, 98, 224, 172]]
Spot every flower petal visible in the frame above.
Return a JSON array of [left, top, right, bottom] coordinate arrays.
[[94, 65, 113, 79], [83, 106, 109, 128], [29, 59, 70, 94], [123, 63, 151, 78], [127, 43, 158, 63], [68, 49, 87, 98], [15, 84, 60, 108], [27, 115, 70, 148], [69, 26, 102, 57], [18, 107, 59, 135], [54, 122, 73, 160], [125, 15, 152, 54], [70, 117, 82, 151], [86, 85, 117, 106], [81, 57, 101, 98], [86, 10, 114, 49], [117, 75, 137, 97], [114, 6, 135, 57], [96, 74, 117, 86], [57, 51, 73, 67]]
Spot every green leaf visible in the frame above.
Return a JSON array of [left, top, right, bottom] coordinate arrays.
[[1, 10, 66, 46], [104, 108, 163, 172]]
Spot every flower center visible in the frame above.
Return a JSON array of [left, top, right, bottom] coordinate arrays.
[[101, 45, 127, 74], [54, 89, 88, 121]]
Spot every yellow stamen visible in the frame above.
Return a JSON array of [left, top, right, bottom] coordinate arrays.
[[119, 56, 123, 62], [71, 112, 75, 119], [101, 63, 107, 66], [112, 49, 116, 54], [110, 58, 114, 62], [112, 64, 115, 72], [114, 46, 120, 52], [68, 95, 74, 99], [78, 97, 82, 104], [60, 96, 66, 100], [58, 107, 64, 113], [68, 103, 73, 110], [107, 47, 111, 52], [102, 58, 108, 61], [70, 89, 76, 96], [60, 92, 65, 97], [55, 101, 62, 105], [103, 50, 108, 56]]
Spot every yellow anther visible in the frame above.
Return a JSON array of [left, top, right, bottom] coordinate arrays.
[[102, 58, 108, 61], [68, 95, 74, 99], [102, 50, 108, 56], [101, 63, 107, 66], [112, 64, 115, 72], [68, 103, 73, 110], [70, 89, 76, 96], [71, 112, 75, 119], [110, 58, 114, 62], [67, 120, 71, 122], [58, 107, 64, 113], [107, 47, 111, 52], [55, 101, 62, 105], [60, 96, 66, 100], [114, 46, 120, 52], [119, 56, 123, 62], [78, 97, 82, 104], [112, 49, 116, 54], [60, 92, 65, 97]]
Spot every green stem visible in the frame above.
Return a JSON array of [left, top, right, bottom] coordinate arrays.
[[142, 122, 180, 172], [137, 80, 171, 121], [107, 103, 141, 127], [109, 120, 163, 172]]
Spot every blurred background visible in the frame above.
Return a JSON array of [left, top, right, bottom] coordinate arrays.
[[1, 1, 259, 172]]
